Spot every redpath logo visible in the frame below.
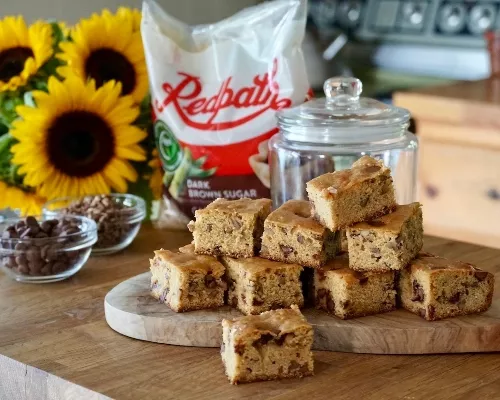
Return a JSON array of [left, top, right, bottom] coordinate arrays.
[[154, 59, 292, 130]]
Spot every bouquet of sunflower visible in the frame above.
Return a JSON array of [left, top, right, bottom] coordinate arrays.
[[0, 8, 161, 216]]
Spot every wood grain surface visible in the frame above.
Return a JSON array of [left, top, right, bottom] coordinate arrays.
[[105, 271, 500, 354], [1, 224, 500, 400]]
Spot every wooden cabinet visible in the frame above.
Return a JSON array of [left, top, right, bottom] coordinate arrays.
[[394, 79, 500, 249]]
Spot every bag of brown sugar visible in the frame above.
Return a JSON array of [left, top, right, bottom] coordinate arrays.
[[141, 0, 309, 229]]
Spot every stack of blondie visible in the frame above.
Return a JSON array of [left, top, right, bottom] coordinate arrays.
[[149, 155, 494, 384]]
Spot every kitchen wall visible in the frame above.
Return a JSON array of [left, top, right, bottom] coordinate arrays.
[[0, 0, 261, 24]]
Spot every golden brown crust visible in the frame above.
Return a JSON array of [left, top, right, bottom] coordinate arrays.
[[178, 243, 195, 254], [221, 256, 302, 275], [410, 254, 493, 278], [222, 305, 309, 340], [350, 203, 421, 233], [197, 198, 272, 215], [319, 253, 392, 285], [265, 200, 325, 234], [307, 156, 390, 196], [154, 249, 224, 276]]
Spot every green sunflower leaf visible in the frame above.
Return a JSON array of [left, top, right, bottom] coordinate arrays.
[[49, 21, 65, 48], [0, 93, 23, 126]]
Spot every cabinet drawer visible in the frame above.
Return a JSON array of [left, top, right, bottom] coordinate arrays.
[[419, 139, 500, 249]]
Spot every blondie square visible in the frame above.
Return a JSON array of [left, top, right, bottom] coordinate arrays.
[[306, 156, 396, 230], [188, 198, 272, 258], [221, 256, 303, 315], [150, 249, 226, 312], [260, 200, 340, 268], [398, 254, 495, 321], [314, 253, 396, 319], [221, 305, 314, 384], [346, 203, 423, 272], [178, 243, 195, 254]]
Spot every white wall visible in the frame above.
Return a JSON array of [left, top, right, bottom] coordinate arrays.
[[0, 0, 261, 25]]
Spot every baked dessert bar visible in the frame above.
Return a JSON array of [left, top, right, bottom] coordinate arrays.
[[221, 305, 314, 384], [399, 253, 494, 321], [178, 243, 195, 254], [346, 203, 423, 272], [222, 256, 303, 315], [314, 253, 396, 319], [188, 198, 272, 258], [150, 249, 226, 312], [306, 156, 396, 230], [260, 200, 340, 268]]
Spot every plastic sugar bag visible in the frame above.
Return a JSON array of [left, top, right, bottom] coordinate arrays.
[[142, 0, 309, 229]]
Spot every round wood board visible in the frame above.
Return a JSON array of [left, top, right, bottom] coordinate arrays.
[[105, 272, 500, 354]]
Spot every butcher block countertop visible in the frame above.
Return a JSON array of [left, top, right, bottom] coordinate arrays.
[[1, 224, 499, 400]]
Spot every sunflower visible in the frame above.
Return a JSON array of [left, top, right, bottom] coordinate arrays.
[[147, 149, 163, 200], [0, 16, 53, 92], [57, 10, 148, 104], [10, 76, 146, 199], [0, 181, 45, 216], [116, 7, 142, 32]]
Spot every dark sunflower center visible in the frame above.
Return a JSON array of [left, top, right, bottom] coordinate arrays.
[[0, 47, 34, 82], [85, 48, 136, 96], [47, 111, 115, 178]]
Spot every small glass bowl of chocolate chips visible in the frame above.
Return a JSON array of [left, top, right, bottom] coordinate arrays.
[[0, 215, 97, 283], [43, 194, 146, 255]]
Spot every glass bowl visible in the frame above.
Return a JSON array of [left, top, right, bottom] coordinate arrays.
[[43, 194, 146, 256], [0, 215, 97, 283]]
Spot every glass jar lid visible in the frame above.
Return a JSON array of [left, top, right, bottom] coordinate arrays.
[[277, 77, 411, 144]]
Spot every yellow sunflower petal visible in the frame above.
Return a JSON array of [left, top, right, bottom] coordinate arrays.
[[10, 77, 146, 200], [0, 16, 53, 92], [0, 181, 46, 216], [57, 9, 147, 103]]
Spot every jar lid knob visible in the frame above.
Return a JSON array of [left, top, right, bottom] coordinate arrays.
[[324, 77, 362, 106]]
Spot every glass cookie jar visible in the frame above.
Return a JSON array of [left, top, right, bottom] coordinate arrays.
[[269, 77, 418, 208]]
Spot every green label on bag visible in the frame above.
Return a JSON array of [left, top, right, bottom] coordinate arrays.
[[154, 120, 183, 172]]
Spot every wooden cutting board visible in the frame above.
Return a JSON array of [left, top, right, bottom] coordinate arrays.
[[105, 272, 500, 354]]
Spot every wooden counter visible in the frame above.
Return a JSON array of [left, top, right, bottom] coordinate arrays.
[[1, 225, 499, 400]]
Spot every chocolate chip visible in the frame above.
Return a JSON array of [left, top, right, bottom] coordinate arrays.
[[297, 233, 304, 244], [231, 296, 238, 307], [253, 333, 274, 347], [411, 280, 424, 302], [449, 292, 461, 304], [474, 271, 489, 281], [367, 220, 386, 227], [253, 298, 264, 306], [342, 300, 350, 308], [234, 343, 245, 355], [427, 305, 436, 320], [279, 244, 293, 257], [204, 275, 217, 288], [353, 271, 368, 285], [274, 333, 291, 346]]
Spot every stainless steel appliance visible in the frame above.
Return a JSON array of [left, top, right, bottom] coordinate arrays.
[[306, 0, 496, 85]]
